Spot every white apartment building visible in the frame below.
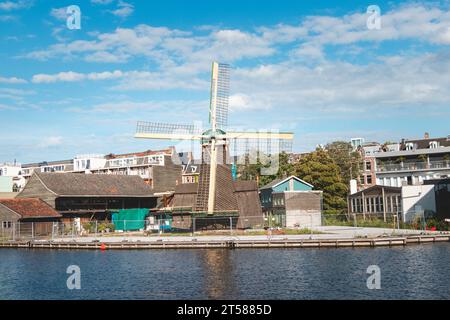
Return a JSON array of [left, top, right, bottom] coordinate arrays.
[[0, 163, 25, 191], [374, 135, 450, 187]]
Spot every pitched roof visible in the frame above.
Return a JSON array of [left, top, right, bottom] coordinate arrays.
[[0, 198, 61, 219], [233, 180, 259, 192], [33, 172, 154, 197], [260, 176, 314, 190], [174, 183, 198, 194]]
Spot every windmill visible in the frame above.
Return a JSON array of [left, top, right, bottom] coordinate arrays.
[[135, 62, 294, 215]]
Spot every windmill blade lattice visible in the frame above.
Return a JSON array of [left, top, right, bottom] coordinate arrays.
[[228, 137, 293, 159], [213, 63, 230, 130], [136, 121, 203, 139]]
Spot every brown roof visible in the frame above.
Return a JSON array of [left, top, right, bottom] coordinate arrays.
[[174, 183, 198, 194], [33, 172, 154, 197], [233, 180, 259, 192], [0, 198, 61, 219]]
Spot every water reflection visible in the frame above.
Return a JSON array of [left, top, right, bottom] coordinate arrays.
[[1, 244, 450, 300], [201, 249, 237, 299]]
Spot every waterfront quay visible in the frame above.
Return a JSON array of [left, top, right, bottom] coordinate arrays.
[[1, 227, 449, 250]]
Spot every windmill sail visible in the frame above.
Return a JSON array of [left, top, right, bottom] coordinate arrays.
[[134, 61, 295, 216], [209, 62, 230, 130], [135, 121, 202, 140]]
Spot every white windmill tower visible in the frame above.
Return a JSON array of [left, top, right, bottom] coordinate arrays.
[[135, 62, 294, 214]]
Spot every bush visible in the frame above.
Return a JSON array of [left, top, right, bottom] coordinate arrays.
[[82, 221, 116, 233], [82, 222, 96, 233], [426, 218, 449, 231]]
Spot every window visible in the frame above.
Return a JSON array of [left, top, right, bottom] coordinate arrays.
[[359, 176, 364, 185], [407, 176, 413, 185], [366, 175, 372, 184], [365, 161, 372, 171], [429, 141, 439, 149], [2, 221, 12, 229]]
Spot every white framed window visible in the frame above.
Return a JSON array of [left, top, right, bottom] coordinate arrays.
[[2, 221, 12, 229], [429, 141, 439, 149]]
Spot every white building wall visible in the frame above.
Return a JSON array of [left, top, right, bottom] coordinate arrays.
[[285, 210, 322, 228], [401, 185, 436, 223]]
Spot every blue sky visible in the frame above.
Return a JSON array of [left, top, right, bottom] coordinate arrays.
[[1, 0, 450, 163]]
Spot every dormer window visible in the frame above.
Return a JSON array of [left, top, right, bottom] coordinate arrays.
[[406, 143, 414, 151], [429, 141, 439, 149]]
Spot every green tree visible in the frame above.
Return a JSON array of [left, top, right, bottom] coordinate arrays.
[[293, 148, 348, 214], [325, 141, 361, 188], [237, 152, 294, 187]]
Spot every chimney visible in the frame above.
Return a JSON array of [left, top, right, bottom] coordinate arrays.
[[424, 132, 430, 139]]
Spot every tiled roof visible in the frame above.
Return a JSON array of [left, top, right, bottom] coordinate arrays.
[[0, 198, 61, 219], [175, 183, 198, 194], [233, 180, 259, 192], [34, 172, 154, 197]]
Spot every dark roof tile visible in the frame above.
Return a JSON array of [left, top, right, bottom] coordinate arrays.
[[34, 172, 153, 197]]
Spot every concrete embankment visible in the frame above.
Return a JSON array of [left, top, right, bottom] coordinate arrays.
[[1, 234, 449, 250]]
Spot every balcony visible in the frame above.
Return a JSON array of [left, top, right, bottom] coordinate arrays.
[[377, 160, 450, 173]]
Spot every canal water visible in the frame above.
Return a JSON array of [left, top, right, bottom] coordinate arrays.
[[1, 244, 450, 300]]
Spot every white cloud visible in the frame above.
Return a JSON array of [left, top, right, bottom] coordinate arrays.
[[110, 0, 134, 18], [230, 52, 450, 119], [0, 75, 27, 84], [14, 3, 450, 123], [38, 136, 63, 148], [50, 7, 67, 21], [0, 103, 18, 110], [30, 69, 208, 90], [91, 0, 113, 4], [32, 70, 124, 83], [0, 14, 15, 21], [0, 0, 33, 11], [67, 99, 207, 114]]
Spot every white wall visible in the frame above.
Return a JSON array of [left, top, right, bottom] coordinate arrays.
[[285, 210, 322, 228], [401, 185, 436, 222], [0, 176, 13, 192], [0, 165, 21, 177]]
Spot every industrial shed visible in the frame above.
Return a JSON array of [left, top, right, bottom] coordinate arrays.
[[17, 172, 157, 223]]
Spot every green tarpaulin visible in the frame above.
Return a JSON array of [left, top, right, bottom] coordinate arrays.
[[112, 208, 149, 231]]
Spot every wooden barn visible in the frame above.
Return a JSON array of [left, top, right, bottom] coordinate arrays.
[[0, 198, 61, 236], [17, 172, 156, 223]]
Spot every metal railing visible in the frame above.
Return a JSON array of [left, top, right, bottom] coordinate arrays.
[[377, 160, 450, 172], [1, 213, 443, 243]]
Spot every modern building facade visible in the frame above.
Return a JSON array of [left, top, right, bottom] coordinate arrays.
[[5, 148, 181, 192], [0, 162, 25, 192], [374, 134, 450, 187], [352, 133, 450, 191]]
